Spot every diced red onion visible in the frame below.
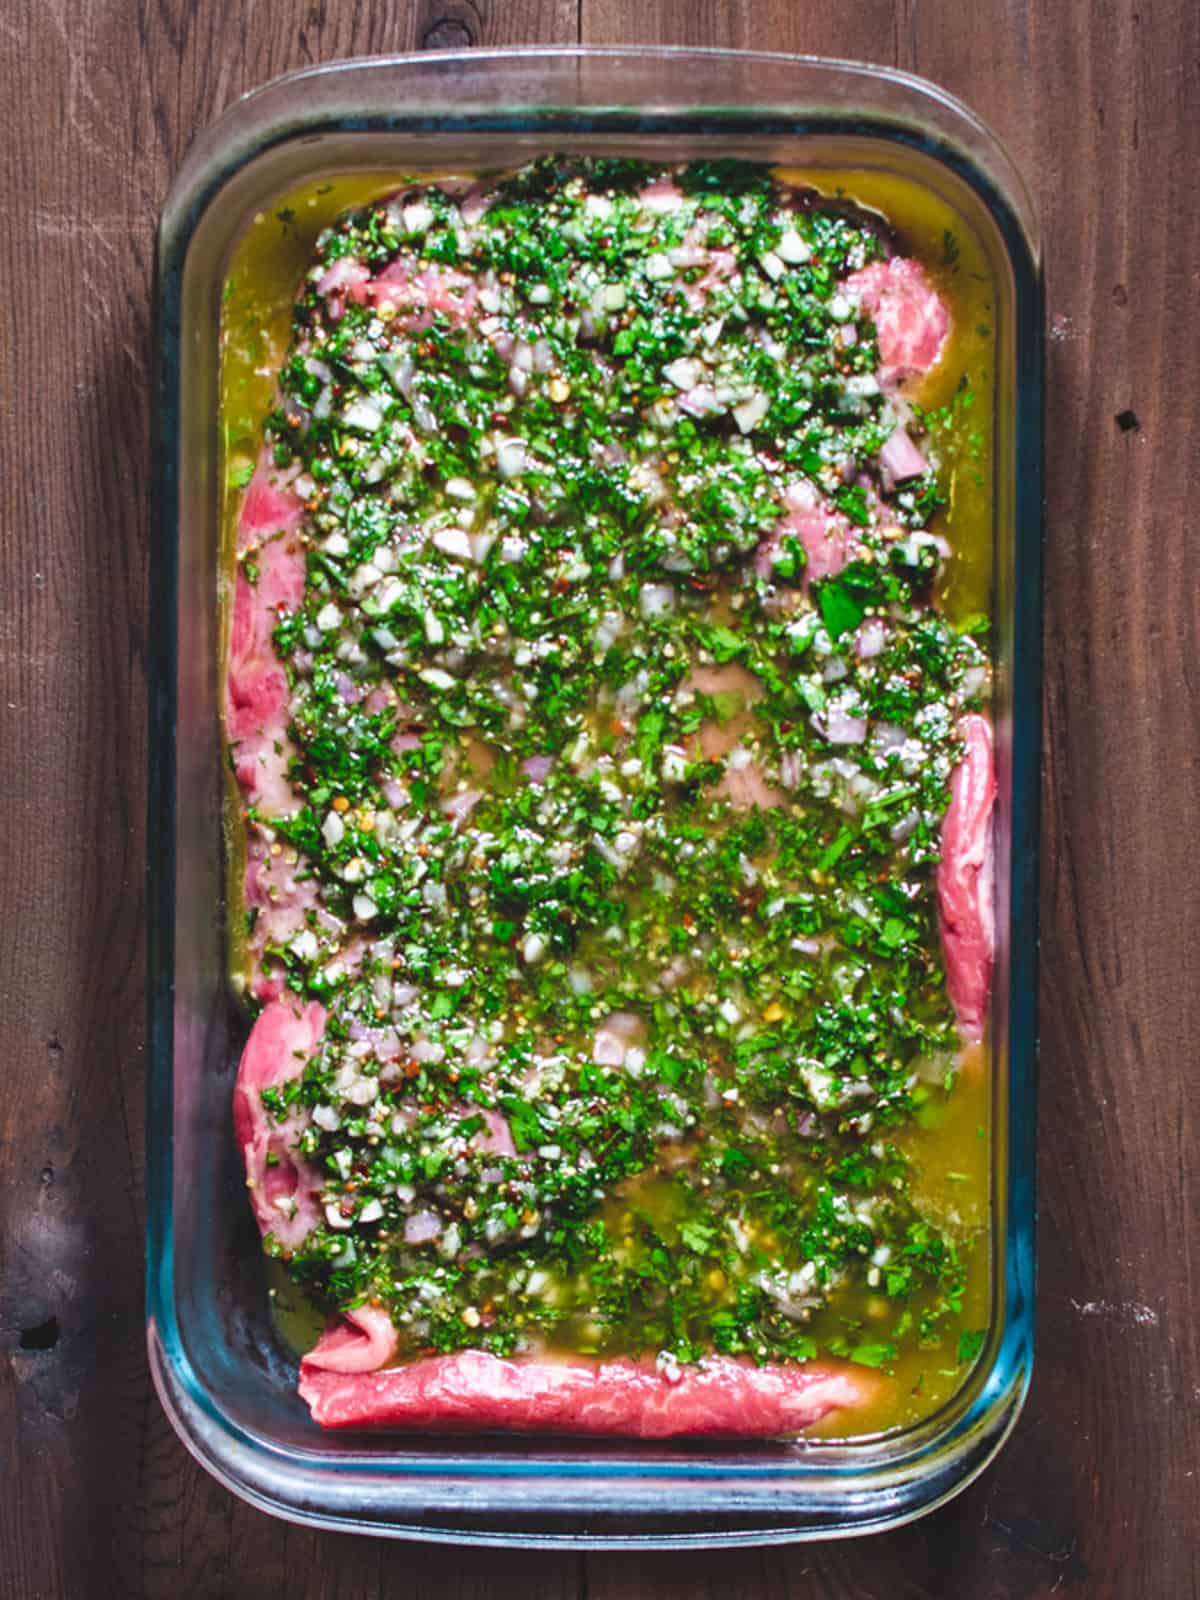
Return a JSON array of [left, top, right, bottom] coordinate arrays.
[[678, 385, 725, 418], [592, 1011, 644, 1067], [521, 755, 554, 784], [461, 188, 492, 226], [879, 426, 928, 485], [824, 704, 868, 745], [855, 618, 888, 658], [442, 788, 482, 827], [779, 750, 804, 789], [404, 1210, 442, 1244]]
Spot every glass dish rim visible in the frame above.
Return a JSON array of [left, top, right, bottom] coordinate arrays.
[[147, 42, 1043, 1546]]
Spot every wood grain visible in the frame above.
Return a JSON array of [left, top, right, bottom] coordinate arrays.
[[0, 2, 1196, 1597]]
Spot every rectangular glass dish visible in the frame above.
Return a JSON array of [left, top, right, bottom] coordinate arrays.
[[148, 46, 1042, 1547]]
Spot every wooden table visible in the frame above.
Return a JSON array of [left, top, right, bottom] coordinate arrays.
[[2, 2, 1196, 1594]]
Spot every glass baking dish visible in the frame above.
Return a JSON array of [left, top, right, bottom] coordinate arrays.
[[147, 45, 1042, 1547]]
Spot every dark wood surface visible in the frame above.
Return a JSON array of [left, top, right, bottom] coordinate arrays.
[[1, 2, 1196, 1595]]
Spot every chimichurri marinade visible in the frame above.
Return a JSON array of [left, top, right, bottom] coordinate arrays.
[[223, 157, 997, 1436]]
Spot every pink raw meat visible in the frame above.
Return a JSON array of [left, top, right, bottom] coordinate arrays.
[[467, 1107, 516, 1157], [301, 1305, 400, 1374], [365, 261, 479, 328], [757, 481, 858, 585], [937, 714, 997, 1041], [225, 453, 314, 995], [841, 257, 950, 389], [226, 452, 306, 816], [233, 998, 327, 1252], [298, 1327, 876, 1438], [316, 250, 479, 329]]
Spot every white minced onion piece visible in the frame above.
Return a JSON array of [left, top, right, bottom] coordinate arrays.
[[758, 249, 785, 281], [402, 201, 434, 234], [891, 810, 921, 843], [470, 530, 496, 564], [594, 610, 625, 652], [290, 928, 318, 961], [522, 932, 547, 965], [315, 602, 341, 632], [352, 893, 378, 922], [644, 252, 674, 281], [342, 396, 385, 433], [513, 340, 534, 372], [733, 390, 769, 433], [845, 373, 880, 398], [678, 385, 725, 418], [411, 392, 437, 433], [420, 667, 456, 691], [639, 582, 676, 620], [661, 745, 689, 782], [358, 1198, 385, 1224], [444, 476, 475, 501], [312, 1103, 341, 1133], [349, 561, 380, 595], [961, 664, 989, 699], [667, 244, 707, 268], [439, 1222, 462, 1257], [776, 228, 811, 264], [527, 283, 552, 304], [370, 577, 403, 616], [324, 1202, 353, 1232], [322, 811, 345, 848], [433, 526, 473, 561], [856, 618, 889, 658], [381, 352, 414, 395], [496, 436, 528, 477], [663, 357, 702, 390]]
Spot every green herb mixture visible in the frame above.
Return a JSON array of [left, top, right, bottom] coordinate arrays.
[[237, 158, 989, 1375]]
